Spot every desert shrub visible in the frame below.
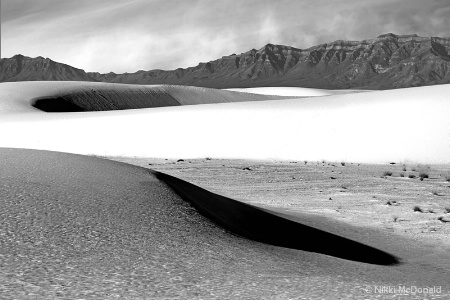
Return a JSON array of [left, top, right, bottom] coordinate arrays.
[[432, 191, 440, 196], [383, 171, 393, 176], [419, 172, 429, 180], [408, 174, 416, 179], [413, 206, 423, 213], [445, 176, 450, 182], [437, 216, 450, 223], [402, 165, 407, 171], [444, 207, 450, 214], [341, 162, 346, 166], [400, 173, 405, 177]]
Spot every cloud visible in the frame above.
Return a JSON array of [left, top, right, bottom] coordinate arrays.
[[2, 0, 450, 73]]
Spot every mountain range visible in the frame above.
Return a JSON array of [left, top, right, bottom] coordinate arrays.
[[2, 33, 450, 89]]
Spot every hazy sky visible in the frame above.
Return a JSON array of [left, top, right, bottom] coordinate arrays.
[[2, 0, 450, 73]]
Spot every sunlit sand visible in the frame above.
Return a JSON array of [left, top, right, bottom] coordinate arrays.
[[0, 81, 449, 163]]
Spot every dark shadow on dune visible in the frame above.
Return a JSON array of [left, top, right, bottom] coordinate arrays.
[[33, 97, 86, 112], [152, 170, 400, 266]]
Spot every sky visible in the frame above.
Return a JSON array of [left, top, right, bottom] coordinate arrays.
[[2, 0, 450, 73]]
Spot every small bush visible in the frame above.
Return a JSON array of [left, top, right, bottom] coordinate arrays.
[[419, 172, 429, 180], [386, 200, 398, 206], [444, 207, 450, 214], [408, 174, 416, 179], [341, 162, 346, 166], [413, 206, 423, 213], [438, 216, 450, 223], [402, 165, 407, 171], [400, 173, 405, 177], [445, 176, 450, 182], [383, 171, 393, 176], [432, 191, 440, 196]]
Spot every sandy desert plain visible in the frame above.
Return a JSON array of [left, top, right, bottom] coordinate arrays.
[[1, 81, 450, 299]]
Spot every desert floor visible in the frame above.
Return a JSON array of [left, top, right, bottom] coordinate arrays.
[[108, 156, 450, 257]]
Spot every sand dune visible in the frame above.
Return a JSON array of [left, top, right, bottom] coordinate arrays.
[[2, 148, 448, 298], [0, 81, 449, 163], [0, 81, 295, 113]]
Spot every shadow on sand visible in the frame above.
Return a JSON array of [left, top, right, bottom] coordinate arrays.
[[152, 170, 400, 266], [33, 97, 85, 112]]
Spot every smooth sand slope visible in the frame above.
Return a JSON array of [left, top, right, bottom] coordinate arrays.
[[0, 81, 449, 163], [1, 148, 449, 299]]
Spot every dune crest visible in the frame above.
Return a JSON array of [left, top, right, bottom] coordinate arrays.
[[225, 87, 362, 96], [152, 169, 398, 265]]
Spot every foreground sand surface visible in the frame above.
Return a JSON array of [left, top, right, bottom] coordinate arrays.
[[1, 148, 450, 299]]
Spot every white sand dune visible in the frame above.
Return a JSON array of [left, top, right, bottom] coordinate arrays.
[[0, 81, 449, 163], [0, 81, 294, 113]]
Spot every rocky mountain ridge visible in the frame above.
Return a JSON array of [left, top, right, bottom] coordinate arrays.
[[0, 54, 97, 82], [2, 33, 450, 89]]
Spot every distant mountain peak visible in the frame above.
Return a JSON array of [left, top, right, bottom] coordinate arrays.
[[377, 33, 419, 38], [2, 33, 450, 89], [11, 54, 26, 59]]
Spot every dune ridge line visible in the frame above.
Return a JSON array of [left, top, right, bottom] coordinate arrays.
[[151, 169, 399, 265]]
